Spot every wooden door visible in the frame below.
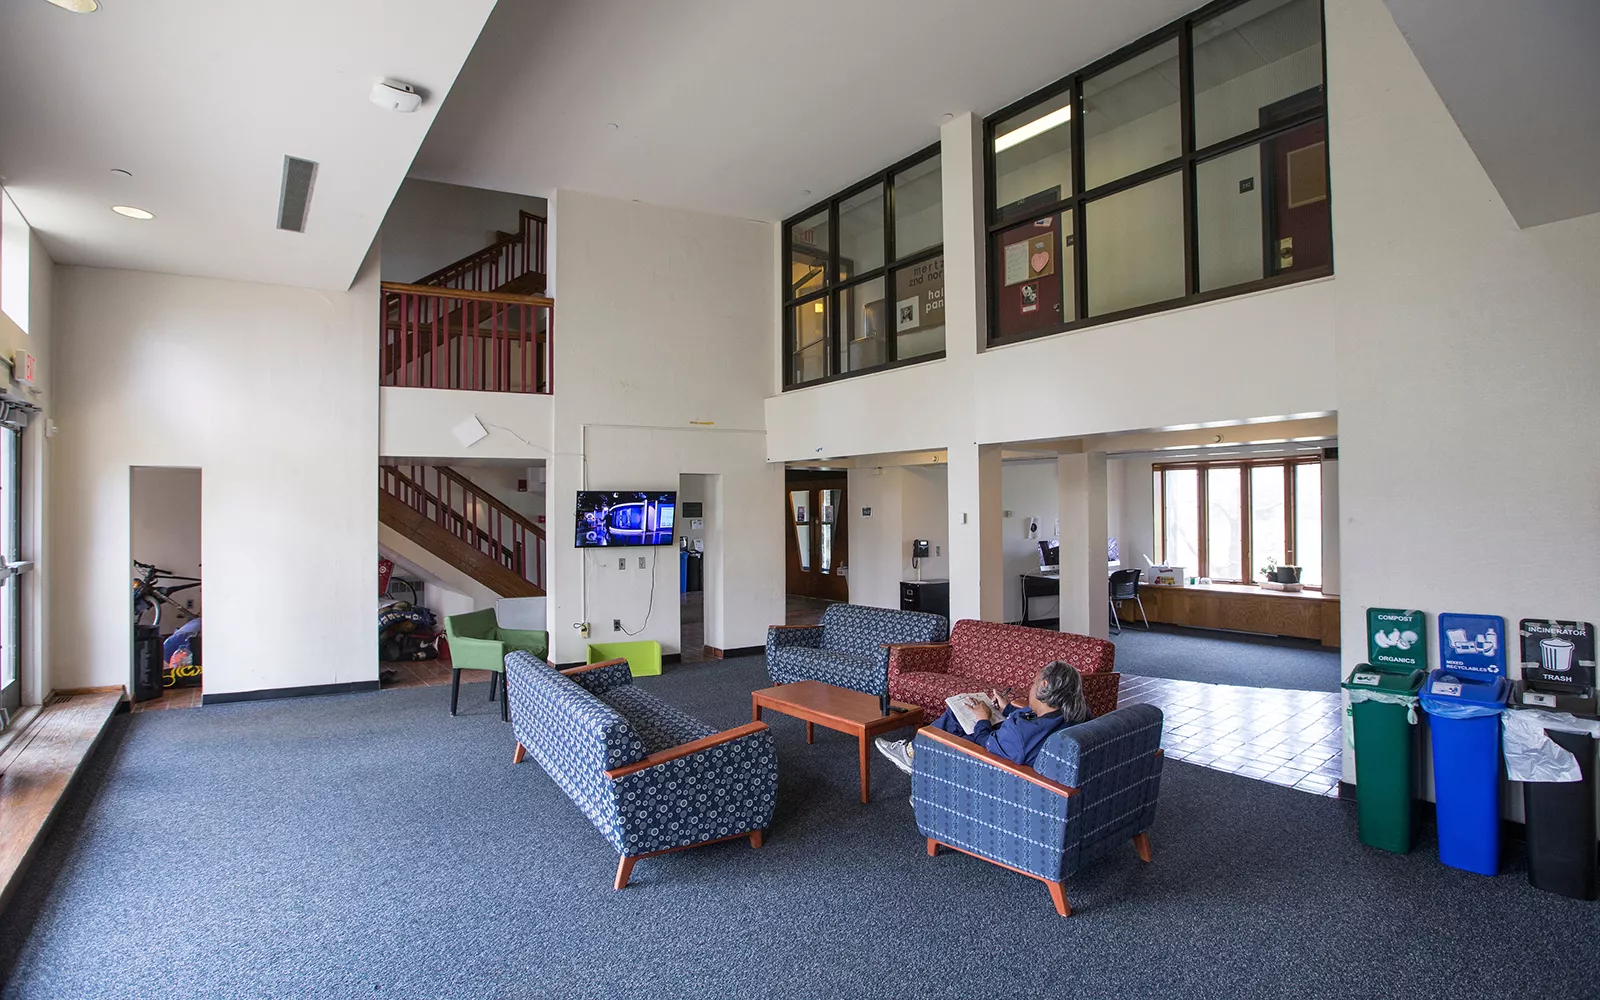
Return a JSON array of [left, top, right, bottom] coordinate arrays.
[[1259, 89, 1330, 278], [784, 473, 849, 602]]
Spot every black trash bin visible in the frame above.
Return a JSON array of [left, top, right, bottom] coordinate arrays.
[[1523, 725, 1598, 900], [132, 625, 164, 702]]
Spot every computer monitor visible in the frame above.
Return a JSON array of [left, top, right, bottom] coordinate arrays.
[[1038, 539, 1059, 571]]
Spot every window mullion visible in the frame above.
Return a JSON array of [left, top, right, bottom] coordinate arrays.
[[1197, 468, 1208, 580]]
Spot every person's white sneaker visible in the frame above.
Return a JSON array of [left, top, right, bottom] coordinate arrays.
[[874, 736, 914, 776]]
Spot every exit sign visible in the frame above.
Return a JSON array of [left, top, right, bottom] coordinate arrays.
[[11, 350, 35, 390]]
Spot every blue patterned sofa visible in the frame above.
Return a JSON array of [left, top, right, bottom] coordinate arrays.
[[505, 652, 778, 888], [766, 603, 948, 696], [912, 703, 1164, 916]]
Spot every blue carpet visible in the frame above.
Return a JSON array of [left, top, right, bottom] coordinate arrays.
[[1, 656, 1591, 999], [1112, 623, 1343, 692]]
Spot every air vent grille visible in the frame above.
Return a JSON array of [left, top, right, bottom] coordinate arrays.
[[277, 156, 319, 233]]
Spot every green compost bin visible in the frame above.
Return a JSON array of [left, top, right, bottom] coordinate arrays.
[[1343, 665, 1426, 853]]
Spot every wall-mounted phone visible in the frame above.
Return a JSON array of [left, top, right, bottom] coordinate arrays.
[[911, 538, 930, 581]]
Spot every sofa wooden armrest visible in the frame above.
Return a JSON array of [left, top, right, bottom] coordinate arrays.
[[602, 721, 771, 780], [916, 727, 1081, 800], [561, 658, 628, 676]]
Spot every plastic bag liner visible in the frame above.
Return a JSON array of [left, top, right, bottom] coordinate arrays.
[[1502, 710, 1600, 783], [1349, 688, 1420, 724], [1419, 689, 1503, 721]]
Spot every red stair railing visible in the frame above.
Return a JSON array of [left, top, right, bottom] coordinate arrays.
[[381, 464, 545, 592], [414, 211, 546, 294], [380, 282, 553, 394]]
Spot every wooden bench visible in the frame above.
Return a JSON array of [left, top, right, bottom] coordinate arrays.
[[0, 689, 123, 912]]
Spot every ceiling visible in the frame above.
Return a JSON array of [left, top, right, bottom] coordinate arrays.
[[1383, 0, 1600, 229], [412, 0, 1197, 223], [0, 0, 497, 290]]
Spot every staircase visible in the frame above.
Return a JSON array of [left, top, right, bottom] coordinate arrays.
[[380, 210, 553, 393], [379, 464, 545, 597]]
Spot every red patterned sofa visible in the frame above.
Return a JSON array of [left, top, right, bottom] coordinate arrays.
[[888, 619, 1119, 721]]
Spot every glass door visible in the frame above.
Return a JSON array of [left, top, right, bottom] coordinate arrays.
[[0, 425, 23, 717], [784, 474, 849, 602]]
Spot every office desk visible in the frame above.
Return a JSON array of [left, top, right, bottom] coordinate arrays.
[[1139, 583, 1340, 647], [1020, 573, 1059, 625]]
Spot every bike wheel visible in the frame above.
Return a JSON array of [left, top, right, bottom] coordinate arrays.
[[385, 578, 418, 605]]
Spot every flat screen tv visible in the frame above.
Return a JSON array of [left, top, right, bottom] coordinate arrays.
[[575, 490, 676, 547]]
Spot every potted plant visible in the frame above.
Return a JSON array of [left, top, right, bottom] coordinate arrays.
[[1259, 557, 1278, 584]]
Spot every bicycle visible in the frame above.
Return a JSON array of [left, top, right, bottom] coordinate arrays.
[[132, 559, 201, 630]]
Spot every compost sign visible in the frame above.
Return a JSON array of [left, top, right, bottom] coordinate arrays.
[[1367, 608, 1426, 672]]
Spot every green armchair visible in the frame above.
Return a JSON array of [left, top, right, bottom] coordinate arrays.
[[443, 608, 549, 721]]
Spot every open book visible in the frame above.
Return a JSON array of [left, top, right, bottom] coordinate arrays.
[[944, 691, 1006, 735]]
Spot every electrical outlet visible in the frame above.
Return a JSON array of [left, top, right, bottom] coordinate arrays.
[[185, 599, 194, 610], [613, 619, 622, 632], [638, 556, 646, 570], [935, 545, 940, 556], [576, 622, 591, 639], [618, 557, 626, 570]]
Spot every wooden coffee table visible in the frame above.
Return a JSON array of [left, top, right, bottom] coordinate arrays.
[[750, 680, 924, 803]]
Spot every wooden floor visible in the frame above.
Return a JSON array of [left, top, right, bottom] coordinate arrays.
[[0, 690, 123, 912]]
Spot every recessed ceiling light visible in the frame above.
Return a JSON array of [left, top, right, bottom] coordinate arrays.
[[111, 205, 154, 220], [941, 113, 954, 121], [44, 0, 99, 11]]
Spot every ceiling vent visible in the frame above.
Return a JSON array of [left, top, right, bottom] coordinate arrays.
[[276, 156, 319, 233]]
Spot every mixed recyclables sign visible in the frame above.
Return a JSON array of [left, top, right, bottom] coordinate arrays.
[[1437, 612, 1506, 679]]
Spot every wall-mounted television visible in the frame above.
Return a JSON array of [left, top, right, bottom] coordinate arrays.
[[575, 491, 676, 547]]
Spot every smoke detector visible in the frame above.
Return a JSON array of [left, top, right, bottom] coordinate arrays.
[[370, 80, 422, 113]]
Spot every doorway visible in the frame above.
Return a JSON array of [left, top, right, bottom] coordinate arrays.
[[785, 470, 848, 603], [130, 467, 202, 710]]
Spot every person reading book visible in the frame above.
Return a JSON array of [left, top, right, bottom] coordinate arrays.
[[873, 660, 1091, 775]]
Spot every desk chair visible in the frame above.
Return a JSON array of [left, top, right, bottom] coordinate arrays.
[[1108, 569, 1148, 635]]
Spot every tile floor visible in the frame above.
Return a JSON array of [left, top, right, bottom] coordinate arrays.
[[1120, 673, 1346, 797]]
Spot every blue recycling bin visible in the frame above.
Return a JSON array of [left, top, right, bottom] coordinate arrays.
[[1421, 670, 1509, 876]]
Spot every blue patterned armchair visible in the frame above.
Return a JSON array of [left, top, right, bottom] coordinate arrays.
[[505, 651, 779, 888], [912, 704, 1165, 916], [766, 603, 948, 696]]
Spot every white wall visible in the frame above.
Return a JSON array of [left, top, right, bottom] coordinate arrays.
[[130, 467, 202, 618], [6, 226, 54, 704], [845, 467, 904, 610], [379, 386, 553, 461], [51, 257, 380, 696], [379, 178, 547, 284], [901, 465, 950, 581], [1326, 0, 1600, 784], [546, 190, 780, 662], [1001, 459, 1059, 623]]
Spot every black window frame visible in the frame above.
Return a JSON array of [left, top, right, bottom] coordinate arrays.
[[983, 0, 1332, 348], [781, 142, 945, 391]]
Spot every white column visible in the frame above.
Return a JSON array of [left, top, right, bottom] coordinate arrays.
[[947, 443, 1004, 623], [939, 112, 1002, 625], [1320, 453, 1340, 596], [1057, 452, 1110, 639]]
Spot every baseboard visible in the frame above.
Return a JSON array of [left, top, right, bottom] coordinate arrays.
[[705, 645, 763, 659], [201, 680, 380, 706], [663, 653, 682, 665]]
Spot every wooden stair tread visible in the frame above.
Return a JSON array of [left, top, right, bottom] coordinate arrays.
[[0, 690, 123, 912]]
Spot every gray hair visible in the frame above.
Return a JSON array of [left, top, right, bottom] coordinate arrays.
[[1037, 661, 1089, 723]]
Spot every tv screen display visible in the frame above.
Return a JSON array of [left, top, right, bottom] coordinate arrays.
[[575, 491, 676, 547]]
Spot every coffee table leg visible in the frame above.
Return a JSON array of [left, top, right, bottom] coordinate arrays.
[[858, 736, 871, 804], [752, 699, 761, 724], [806, 721, 814, 744]]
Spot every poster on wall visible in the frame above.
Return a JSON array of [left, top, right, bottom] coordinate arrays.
[[1519, 619, 1595, 692], [1437, 612, 1506, 679], [1366, 608, 1426, 672], [895, 256, 944, 334], [996, 213, 1063, 336]]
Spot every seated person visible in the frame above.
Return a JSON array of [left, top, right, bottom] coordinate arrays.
[[874, 659, 1091, 775]]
